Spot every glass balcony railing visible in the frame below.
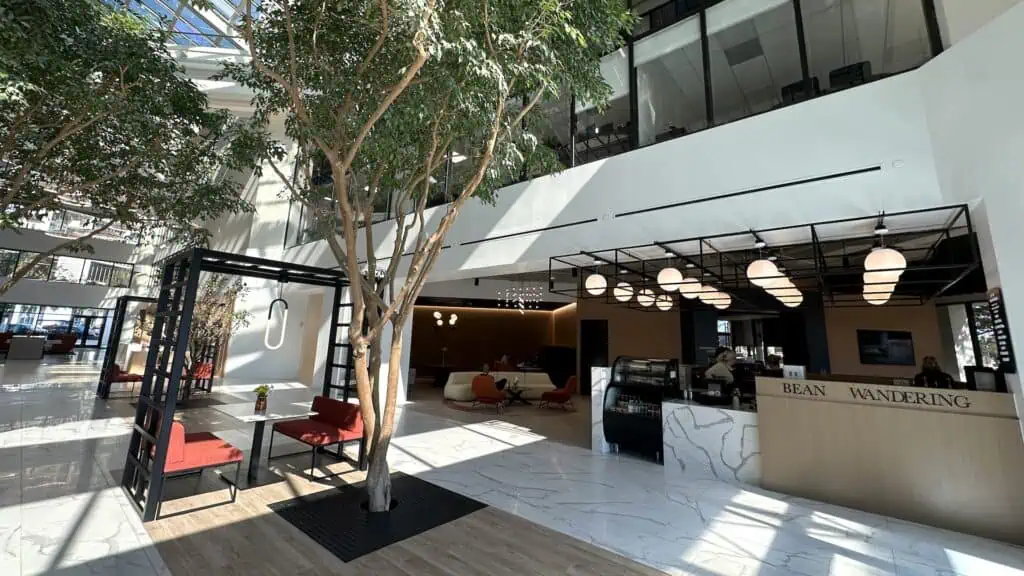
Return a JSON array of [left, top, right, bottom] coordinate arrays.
[[20, 210, 140, 244]]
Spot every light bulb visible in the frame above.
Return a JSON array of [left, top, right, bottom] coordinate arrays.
[[613, 282, 633, 302], [712, 293, 732, 310], [585, 273, 607, 296], [657, 267, 682, 292], [678, 278, 701, 299], [432, 311, 442, 320], [864, 247, 906, 277], [638, 288, 655, 307], [747, 259, 781, 288], [655, 294, 673, 311]]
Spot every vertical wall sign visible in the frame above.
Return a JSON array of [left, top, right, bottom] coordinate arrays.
[[987, 288, 1017, 373]]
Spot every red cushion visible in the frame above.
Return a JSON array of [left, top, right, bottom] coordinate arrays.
[[274, 418, 361, 446], [542, 390, 571, 402], [111, 373, 143, 383], [163, 432, 243, 473], [310, 396, 362, 433]]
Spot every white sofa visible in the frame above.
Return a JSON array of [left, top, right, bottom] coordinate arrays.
[[443, 371, 556, 402]]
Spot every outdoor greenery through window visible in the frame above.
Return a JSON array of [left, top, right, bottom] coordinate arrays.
[[0, 303, 113, 346]]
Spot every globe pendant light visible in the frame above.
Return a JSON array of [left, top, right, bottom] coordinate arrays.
[[865, 247, 906, 277], [638, 288, 655, 307], [655, 294, 673, 311], [863, 290, 891, 305], [712, 292, 732, 310], [678, 277, 702, 299], [657, 267, 683, 291], [585, 273, 607, 296], [747, 259, 782, 288], [697, 284, 716, 303], [780, 293, 803, 308], [613, 281, 633, 302]]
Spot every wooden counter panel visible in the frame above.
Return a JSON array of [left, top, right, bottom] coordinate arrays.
[[758, 393, 1024, 545], [756, 377, 1018, 418]]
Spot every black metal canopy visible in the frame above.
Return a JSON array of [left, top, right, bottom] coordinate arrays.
[[120, 247, 351, 522], [549, 205, 981, 311]]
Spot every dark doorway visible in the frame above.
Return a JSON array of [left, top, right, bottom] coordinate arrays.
[[579, 319, 609, 396]]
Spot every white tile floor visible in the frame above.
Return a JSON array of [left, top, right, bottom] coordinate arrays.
[[2, 355, 1024, 575]]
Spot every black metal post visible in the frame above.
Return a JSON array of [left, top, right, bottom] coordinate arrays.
[[97, 297, 128, 399], [699, 6, 713, 125], [569, 94, 578, 167], [965, 303, 983, 365], [322, 283, 342, 397], [142, 254, 202, 522], [627, 36, 639, 150], [922, 0, 944, 56], [793, 0, 812, 97]]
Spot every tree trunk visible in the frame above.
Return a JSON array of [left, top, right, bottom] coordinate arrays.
[[365, 444, 391, 512], [364, 324, 405, 512]]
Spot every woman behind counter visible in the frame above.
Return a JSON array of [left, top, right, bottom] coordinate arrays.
[[705, 347, 737, 384], [914, 356, 954, 389]]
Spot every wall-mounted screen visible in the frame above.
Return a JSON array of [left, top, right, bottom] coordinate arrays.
[[857, 330, 916, 366]]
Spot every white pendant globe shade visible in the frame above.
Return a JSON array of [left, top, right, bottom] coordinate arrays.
[[864, 270, 900, 285], [865, 247, 907, 277], [638, 288, 655, 307], [771, 287, 802, 300], [655, 294, 673, 311], [747, 259, 781, 287], [697, 285, 716, 303], [781, 294, 804, 308], [863, 289, 891, 305], [863, 281, 896, 295], [712, 293, 732, 310], [657, 267, 683, 291], [584, 273, 607, 296], [613, 282, 633, 302], [678, 278, 701, 299]]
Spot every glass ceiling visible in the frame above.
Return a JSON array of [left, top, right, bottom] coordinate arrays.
[[109, 0, 260, 50]]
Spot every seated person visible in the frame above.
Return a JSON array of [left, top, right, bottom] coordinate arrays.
[[481, 363, 508, 390], [704, 347, 736, 385], [914, 356, 954, 389]]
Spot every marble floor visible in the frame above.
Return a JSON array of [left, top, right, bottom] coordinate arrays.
[[2, 356, 1024, 575]]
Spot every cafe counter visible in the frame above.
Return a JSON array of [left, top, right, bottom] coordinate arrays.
[[591, 368, 1024, 545]]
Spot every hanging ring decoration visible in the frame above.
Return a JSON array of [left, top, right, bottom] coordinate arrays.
[[265, 280, 289, 350]]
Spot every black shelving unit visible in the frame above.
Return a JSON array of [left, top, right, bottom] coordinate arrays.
[[603, 356, 678, 463]]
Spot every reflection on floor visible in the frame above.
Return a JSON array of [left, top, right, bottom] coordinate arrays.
[[404, 380, 592, 449], [1, 357, 1024, 576]]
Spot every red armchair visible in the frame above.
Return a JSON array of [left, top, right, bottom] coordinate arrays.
[[45, 333, 77, 354], [108, 363, 144, 396], [540, 375, 577, 410], [472, 374, 506, 413], [268, 396, 366, 479], [152, 421, 243, 518]]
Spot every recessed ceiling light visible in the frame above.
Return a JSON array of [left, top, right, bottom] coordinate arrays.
[[685, 263, 695, 268], [767, 255, 777, 262], [754, 240, 766, 249], [874, 222, 888, 235], [664, 251, 673, 257]]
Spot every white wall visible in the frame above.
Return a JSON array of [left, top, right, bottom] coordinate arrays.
[[286, 70, 942, 283], [935, 0, 1023, 46], [919, 1, 1024, 414]]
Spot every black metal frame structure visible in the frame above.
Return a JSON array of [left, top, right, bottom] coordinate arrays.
[[549, 205, 979, 310], [120, 248, 350, 522], [97, 295, 158, 399]]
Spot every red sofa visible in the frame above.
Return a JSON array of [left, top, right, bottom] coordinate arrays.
[[153, 421, 243, 518], [268, 396, 366, 479]]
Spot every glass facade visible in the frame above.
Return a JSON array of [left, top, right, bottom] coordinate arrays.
[[112, 0, 246, 49], [0, 249, 134, 288], [0, 304, 114, 347]]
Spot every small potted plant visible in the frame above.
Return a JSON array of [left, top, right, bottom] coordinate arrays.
[[253, 384, 271, 413]]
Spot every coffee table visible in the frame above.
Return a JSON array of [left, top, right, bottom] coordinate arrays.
[[506, 387, 531, 406], [213, 398, 317, 485]]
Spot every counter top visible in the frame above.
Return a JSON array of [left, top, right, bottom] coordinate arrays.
[[662, 399, 761, 485], [663, 397, 757, 414]]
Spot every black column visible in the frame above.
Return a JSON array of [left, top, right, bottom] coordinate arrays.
[[699, 6, 713, 125]]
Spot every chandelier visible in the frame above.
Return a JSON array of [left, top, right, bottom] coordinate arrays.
[[497, 282, 543, 313]]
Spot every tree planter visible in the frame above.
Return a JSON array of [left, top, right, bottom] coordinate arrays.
[[254, 395, 267, 414], [359, 499, 399, 514]]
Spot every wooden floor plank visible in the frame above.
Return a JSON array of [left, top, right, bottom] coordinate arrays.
[[145, 457, 666, 576]]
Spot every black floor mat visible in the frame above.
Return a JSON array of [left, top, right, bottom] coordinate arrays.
[[270, 473, 485, 562]]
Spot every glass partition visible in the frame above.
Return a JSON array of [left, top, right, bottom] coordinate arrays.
[[634, 14, 706, 146], [801, 0, 933, 93], [707, 0, 803, 126]]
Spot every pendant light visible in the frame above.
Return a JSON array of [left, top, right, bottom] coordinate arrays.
[[864, 247, 906, 277], [585, 273, 607, 296], [712, 293, 732, 310], [638, 288, 655, 307], [613, 281, 633, 302], [655, 294, 673, 311], [678, 277, 702, 299], [657, 267, 683, 292], [747, 259, 782, 288]]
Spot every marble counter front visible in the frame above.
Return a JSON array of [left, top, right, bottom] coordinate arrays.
[[662, 399, 762, 486]]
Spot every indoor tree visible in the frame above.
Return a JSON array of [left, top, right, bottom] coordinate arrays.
[[224, 0, 632, 511], [0, 0, 252, 295]]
